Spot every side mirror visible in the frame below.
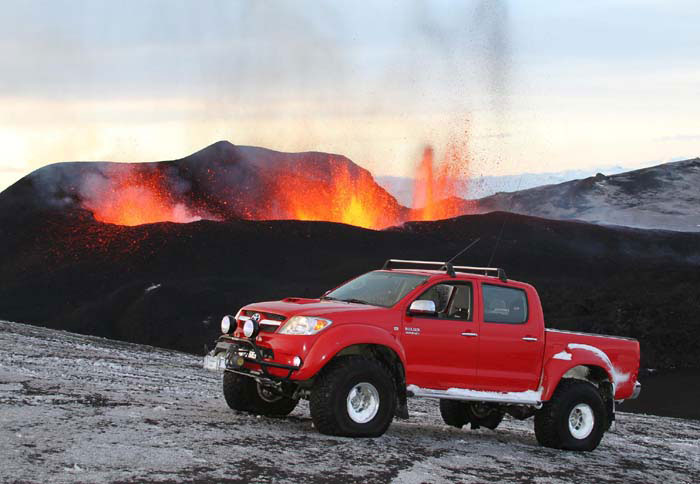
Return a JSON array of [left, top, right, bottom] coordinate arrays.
[[408, 300, 436, 315]]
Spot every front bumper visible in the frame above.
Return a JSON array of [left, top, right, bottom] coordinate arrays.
[[203, 336, 301, 381]]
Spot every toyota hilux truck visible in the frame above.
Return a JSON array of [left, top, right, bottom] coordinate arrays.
[[204, 259, 641, 451]]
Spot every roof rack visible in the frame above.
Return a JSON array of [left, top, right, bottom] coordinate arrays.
[[381, 259, 507, 282]]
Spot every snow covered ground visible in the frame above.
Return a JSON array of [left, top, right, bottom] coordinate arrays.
[[1, 320, 698, 484]]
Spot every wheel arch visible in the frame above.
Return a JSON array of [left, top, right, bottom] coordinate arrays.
[[301, 324, 408, 418], [541, 357, 615, 402], [335, 342, 409, 418], [302, 324, 406, 371]]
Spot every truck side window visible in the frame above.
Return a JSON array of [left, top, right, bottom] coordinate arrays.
[[482, 284, 528, 324], [415, 283, 472, 320]]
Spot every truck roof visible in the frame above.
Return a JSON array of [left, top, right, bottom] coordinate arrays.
[[377, 268, 531, 288]]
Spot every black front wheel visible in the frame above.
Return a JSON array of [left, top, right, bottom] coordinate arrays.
[[223, 371, 298, 416], [310, 356, 396, 437]]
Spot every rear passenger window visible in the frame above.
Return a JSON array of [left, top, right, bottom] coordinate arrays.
[[482, 284, 528, 324]]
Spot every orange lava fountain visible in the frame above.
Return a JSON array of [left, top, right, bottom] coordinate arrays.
[[270, 161, 403, 229], [410, 144, 471, 221], [79, 145, 473, 229], [84, 170, 203, 226]]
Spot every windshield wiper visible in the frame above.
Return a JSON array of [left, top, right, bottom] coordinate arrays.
[[340, 298, 372, 305]]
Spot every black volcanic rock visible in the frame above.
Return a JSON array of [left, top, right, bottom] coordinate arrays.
[[2, 143, 700, 374], [0, 208, 699, 371]]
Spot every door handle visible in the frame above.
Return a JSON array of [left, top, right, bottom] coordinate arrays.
[[461, 332, 478, 337], [522, 337, 538, 342]]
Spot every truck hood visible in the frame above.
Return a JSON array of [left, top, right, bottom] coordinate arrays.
[[244, 298, 388, 321]]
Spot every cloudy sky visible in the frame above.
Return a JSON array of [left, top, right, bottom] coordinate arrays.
[[1, 0, 698, 190]]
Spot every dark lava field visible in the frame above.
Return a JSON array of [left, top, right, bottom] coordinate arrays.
[[1, 208, 699, 374]]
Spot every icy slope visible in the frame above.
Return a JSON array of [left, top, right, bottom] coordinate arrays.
[[1, 320, 698, 484], [474, 158, 700, 232]]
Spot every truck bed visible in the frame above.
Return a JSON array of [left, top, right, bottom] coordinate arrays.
[[544, 328, 640, 400]]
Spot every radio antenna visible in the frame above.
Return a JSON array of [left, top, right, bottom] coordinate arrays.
[[487, 214, 508, 267], [487, 174, 524, 267], [445, 238, 481, 266]]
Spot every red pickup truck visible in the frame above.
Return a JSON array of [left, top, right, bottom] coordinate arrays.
[[204, 260, 641, 451]]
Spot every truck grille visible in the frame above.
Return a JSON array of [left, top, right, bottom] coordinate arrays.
[[240, 310, 287, 333]]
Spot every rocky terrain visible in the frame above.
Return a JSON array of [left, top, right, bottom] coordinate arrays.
[[1, 320, 698, 484]]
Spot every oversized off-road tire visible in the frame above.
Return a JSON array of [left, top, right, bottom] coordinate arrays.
[[223, 371, 298, 416], [465, 402, 505, 430], [534, 379, 607, 451], [310, 356, 396, 437], [439, 399, 469, 428], [440, 400, 504, 430]]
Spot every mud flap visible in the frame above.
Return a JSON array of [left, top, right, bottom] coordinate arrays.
[[395, 387, 409, 419], [601, 381, 615, 431]]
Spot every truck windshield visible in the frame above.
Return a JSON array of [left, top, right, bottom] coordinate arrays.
[[324, 271, 428, 308]]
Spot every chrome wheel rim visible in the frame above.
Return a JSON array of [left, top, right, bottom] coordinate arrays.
[[346, 382, 380, 424], [568, 403, 595, 439]]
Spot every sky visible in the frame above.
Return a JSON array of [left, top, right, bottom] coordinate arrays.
[[1, 0, 699, 191]]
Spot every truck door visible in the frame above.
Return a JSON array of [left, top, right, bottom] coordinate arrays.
[[477, 283, 544, 392], [401, 281, 479, 390]]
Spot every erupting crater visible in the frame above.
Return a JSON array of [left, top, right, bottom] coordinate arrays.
[[270, 161, 404, 229], [82, 169, 207, 226], [3, 141, 473, 230]]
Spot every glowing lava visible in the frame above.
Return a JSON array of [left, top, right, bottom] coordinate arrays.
[[79, 145, 473, 229], [84, 170, 203, 226], [411, 144, 471, 221], [271, 161, 403, 229]]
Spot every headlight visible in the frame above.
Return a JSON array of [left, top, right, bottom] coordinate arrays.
[[221, 314, 234, 334], [278, 316, 332, 335]]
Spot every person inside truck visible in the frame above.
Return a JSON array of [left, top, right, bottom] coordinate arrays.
[[417, 283, 471, 320], [447, 285, 471, 319]]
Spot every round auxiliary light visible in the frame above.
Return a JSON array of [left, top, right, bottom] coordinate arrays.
[[292, 356, 302, 367], [225, 350, 246, 368], [221, 315, 234, 334], [243, 318, 260, 338]]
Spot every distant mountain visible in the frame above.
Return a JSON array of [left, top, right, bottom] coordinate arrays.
[[376, 166, 629, 206], [471, 158, 700, 232], [3, 143, 697, 232]]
